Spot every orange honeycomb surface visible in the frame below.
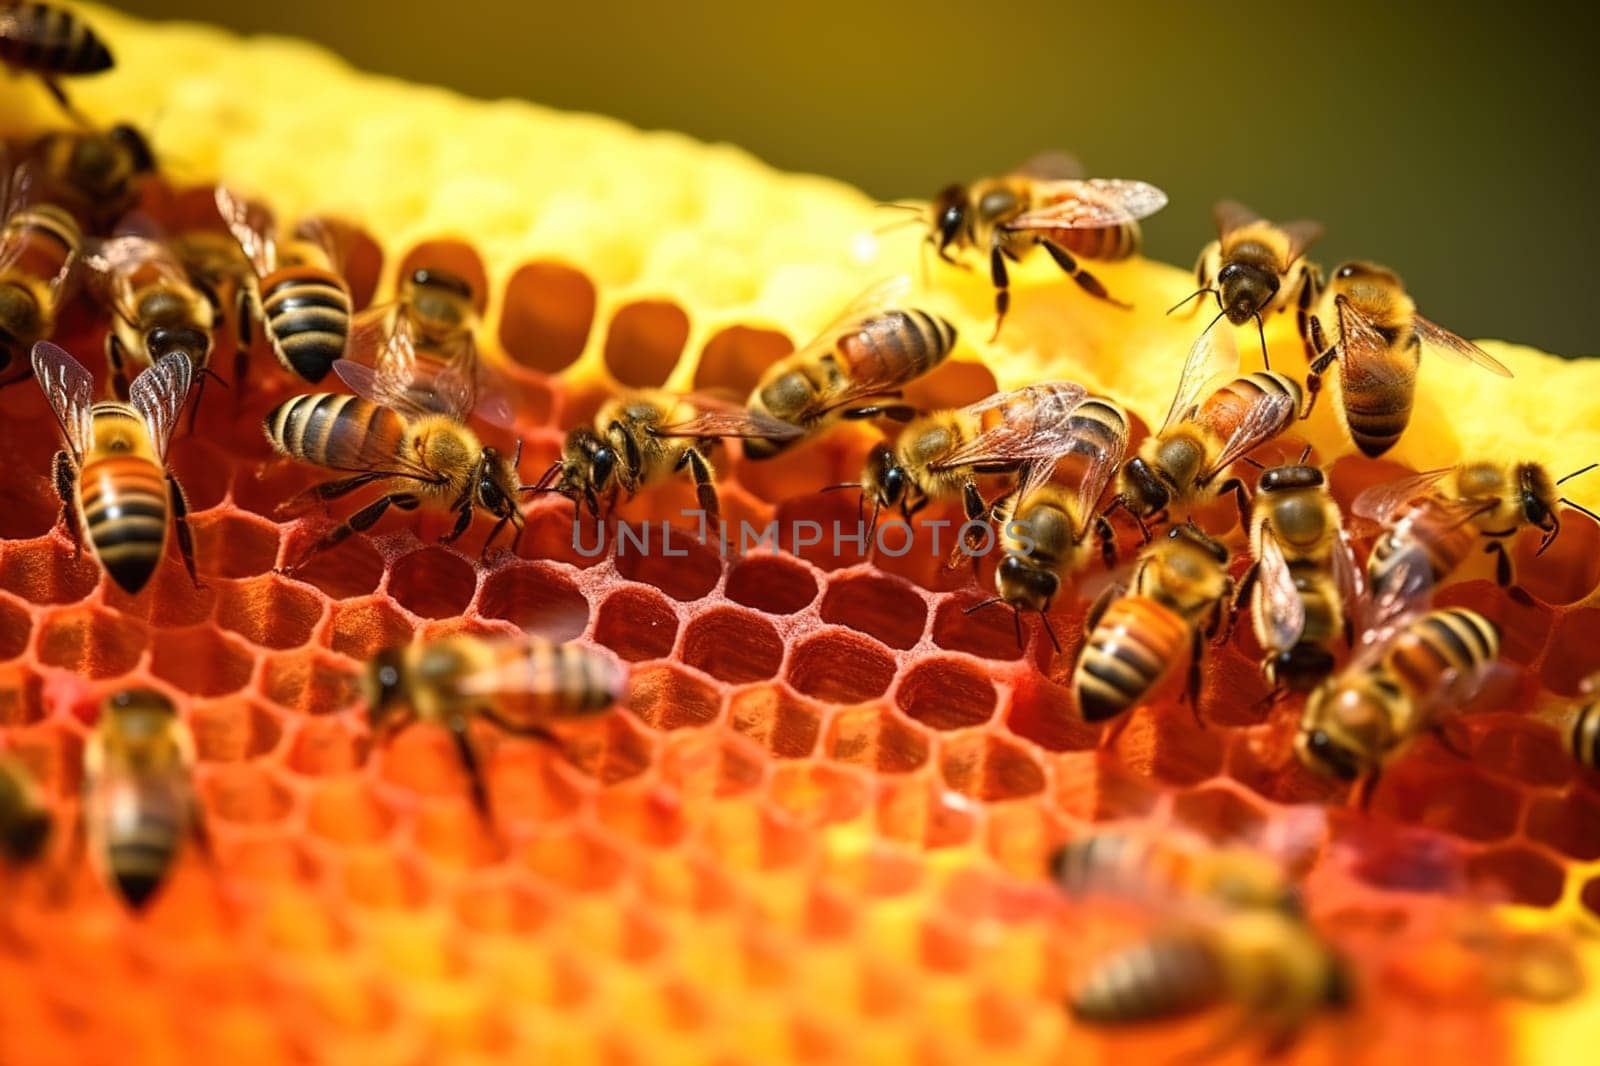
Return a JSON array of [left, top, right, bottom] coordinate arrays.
[[3, 6, 1600, 1065]]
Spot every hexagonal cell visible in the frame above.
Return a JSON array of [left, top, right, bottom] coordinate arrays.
[[498, 261, 596, 374], [895, 657, 997, 731], [1132, 703, 1228, 788], [0, 664, 45, 726], [284, 716, 369, 776], [0, 540, 99, 605], [592, 585, 679, 661], [658, 731, 766, 804], [385, 546, 478, 620], [1375, 766, 1524, 843], [900, 360, 999, 413], [612, 526, 721, 602], [477, 562, 589, 641], [626, 663, 721, 731], [102, 560, 217, 628], [452, 878, 547, 938], [1171, 786, 1271, 845], [939, 733, 1046, 802], [595, 785, 688, 849], [1004, 675, 1100, 753], [188, 511, 281, 580], [149, 625, 256, 697], [484, 742, 583, 823], [307, 779, 394, 845], [200, 764, 296, 826], [0, 464, 60, 541], [875, 777, 977, 849], [603, 300, 690, 388], [930, 596, 1026, 662], [0, 593, 33, 661], [411, 802, 502, 869], [1515, 511, 1600, 606], [190, 699, 282, 762], [680, 607, 784, 684], [397, 239, 490, 313], [339, 850, 429, 910], [724, 554, 817, 615], [818, 572, 926, 651], [1469, 717, 1573, 789], [260, 649, 362, 717], [520, 826, 627, 893], [1465, 844, 1567, 907], [767, 763, 868, 828], [1525, 791, 1600, 861], [328, 597, 415, 661], [728, 683, 821, 758], [691, 325, 792, 396], [284, 534, 386, 601], [378, 722, 475, 803], [787, 630, 897, 704], [36, 605, 149, 680], [216, 576, 324, 650], [1543, 607, 1600, 697], [825, 704, 929, 773], [770, 491, 871, 573], [560, 710, 658, 785]]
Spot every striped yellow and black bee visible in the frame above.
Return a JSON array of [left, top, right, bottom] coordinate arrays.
[[1051, 827, 1300, 914], [83, 688, 201, 910], [917, 152, 1167, 337], [363, 634, 628, 817], [651, 277, 957, 459], [0, 146, 81, 387], [85, 234, 217, 400], [215, 186, 353, 384], [1547, 673, 1600, 775], [1073, 524, 1233, 739], [0, 0, 112, 118], [0, 754, 52, 871], [29, 121, 156, 236], [1304, 262, 1511, 458], [33, 341, 201, 595]]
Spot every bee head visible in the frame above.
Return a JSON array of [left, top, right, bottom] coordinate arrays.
[[930, 184, 968, 253], [0, 805, 50, 866], [995, 554, 1059, 614], [474, 446, 521, 521], [109, 123, 157, 174], [1266, 645, 1337, 692], [1217, 261, 1278, 323], [1168, 523, 1228, 564], [410, 267, 473, 300], [1295, 724, 1365, 781], [146, 325, 211, 363], [1120, 457, 1169, 517], [1259, 464, 1324, 493], [861, 443, 906, 510], [1516, 462, 1560, 538]]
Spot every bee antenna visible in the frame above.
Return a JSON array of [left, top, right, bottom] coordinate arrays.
[[1298, 443, 1313, 464], [1561, 497, 1600, 524], [511, 438, 524, 468], [1255, 312, 1270, 370], [874, 217, 924, 236], [821, 482, 862, 493], [521, 459, 562, 494], [1166, 287, 1217, 316], [1557, 463, 1598, 486], [963, 597, 1004, 617], [875, 201, 925, 214], [1038, 612, 1062, 654], [1239, 456, 1266, 470]]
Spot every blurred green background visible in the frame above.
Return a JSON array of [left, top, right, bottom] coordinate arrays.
[[114, 0, 1595, 354]]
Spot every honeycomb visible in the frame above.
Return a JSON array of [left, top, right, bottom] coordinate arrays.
[[2, 5, 1600, 1064]]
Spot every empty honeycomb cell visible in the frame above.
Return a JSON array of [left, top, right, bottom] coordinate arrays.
[[727, 683, 821, 758], [592, 585, 679, 661], [484, 744, 584, 823], [561, 711, 659, 785], [611, 526, 722, 602], [1171, 786, 1271, 844], [930, 597, 1027, 663], [520, 826, 627, 893], [1377, 766, 1524, 843], [329, 598, 415, 661], [818, 572, 927, 651], [0, 594, 32, 661], [514, 506, 607, 570], [340, 850, 430, 910], [215, 577, 324, 650], [603, 300, 691, 388], [307, 779, 393, 845], [452, 878, 547, 938], [771, 491, 872, 573], [626, 663, 722, 731], [477, 563, 590, 641], [1465, 845, 1567, 908], [895, 657, 997, 731], [149, 625, 257, 697], [398, 239, 491, 313], [286, 535, 387, 600], [1542, 606, 1600, 696], [200, 764, 296, 826], [387, 547, 479, 620], [1524, 791, 1600, 860], [36, 605, 148, 680], [498, 262, 597, 374], [189, 512, 281, 580], [190, 700, 282, 762], [1515, 515, 1600, 606], [1469, 718, 1573, 789], [724, 554, 818, 615], [1004, 676, 1100, 753], [681, 607, 784, 684], [595, 785, 689, 848], [0, 471, 65, 541], [692, 325, 793, 396], [787, 630, 897, 704], [826, 705, 929, 773], [939, 733, 1047, 801], [875, 777, 977, 849], [0, 541, 100, 605], [411, 803, 503, 868], [285, 717, 369, 776], [260, 649, 362, 717], [105, 563, 218, 628], [767, 763, 868, 827], [168, 440, 235, 512], [658, 732, 766, 804], [1133, 704, 1227, 787], [0, 666, 45, 726]]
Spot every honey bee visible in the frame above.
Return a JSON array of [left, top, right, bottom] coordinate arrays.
[[0, 755, 51, 870], [1070, 908, 1350, 1057], [84, 234, 217, 399], [30, 121, 156, 235], [963, 395, 1132, 649], [363, 634, 628, 817], [537, 390, 726, 521], [1176, 201, 1324, 365], [0, 147, 81, 387], [650, 277, 956, 459], [0, 1, 112, 118], [1305, 262, 1512, 457], [1111, 325, 1304, 535], [1551, 672, 1600, 774], [851, 381, 1121, 527], [921, 152, 1168, 338], [264, 335, 529, 568], [1297, 606, 1502, 804], [1073, 524, 1233, 737], [82, 688, 200, 909], [33, 341, 201, 594], [1356, 461, 1599, 596], [1051, 828, 1300, 914], [1237, 458, 1363, 694], [215, 186, 353, 383]]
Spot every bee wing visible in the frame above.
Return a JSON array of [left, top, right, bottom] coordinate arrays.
[[648, 406, 808, 442], [1349, 467, 1458, 522], [1258, 529, 1310, 652], [0, 150, 34, 277], [1010, 151, 1086, 181], [1211, 199, 1261, 239], [1162, 324, 1237, 434], [1413, 314, 1513, 378], [1276, 220, 1324, 266], [794, 274, 914, 354], [1204, 383, 1299, 478], [1331, 297, 1411, 388], [1008, 179, 1169, 231], [83, 235, 184, 315], [928, 382, 1089, 470], [1331, 528, 1366, 623], [213, 186, 276, 276], [30, 341, 95, 461], [128, 352, 194, 461], [292, 216, 349, 276]]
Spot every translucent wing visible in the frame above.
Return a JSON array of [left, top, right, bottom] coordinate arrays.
[[453, 642, 627, 711], [793, 275, 914, 355], [1359, 539, 1434, 651], [84, 235, 188, 317], [30, 341, 94, 461], [0, 147, 33, 276], [1257, 528, 1308, 651], [128, 352, 194, 460], [1007, 179, 1169, 231], [1161, 322, 1238, 434], [1335, 297, 1413, 387], [213, 186, 276, 276], [1276, 220, 1325, 266], [291, 216, 348, 275], [1204, 384, 1299, 477], [649, 403, 808, 442], [1212, 200, 1261, 239], [1413, 313, 1513, 378], [1331, 528, 1366, 623], [338, 308, 480, 424], [1350, 467, 1458, 522], [1010, 150, 1085, 181], [929, 382, 1089, 470]]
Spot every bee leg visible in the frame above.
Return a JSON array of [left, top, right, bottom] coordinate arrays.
[[1041, 241, 1132, 311], [168, 474, 205, 590], [1094, 514, 1118, 569], [1296, 265, 1323, 365], [233, 287, 253, 396], [1430, 723, 1473, 761], [446, 715, 493, 823], [106, 334, 132, 401], [51, 451, 82, 559], [277, 472, 391, 518], [1486, 539, 1514, 588], [988, 240, 1012, 342], [39, 77, 85, 124], [1097, 710, 1135, 753], [1350, 770, 1382, 811], [439, 497, 474, 545], [1232, 562, 1259, 620], [1218, 478, 1252, 532], [678, 446, 720, 524], [285, 491, 420, 573], [1210, 579, 1235, 644], [1185, 627, 1208, 729]]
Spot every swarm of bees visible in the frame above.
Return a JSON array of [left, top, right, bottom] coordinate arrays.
[[0, 2, 1595, 1051]]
